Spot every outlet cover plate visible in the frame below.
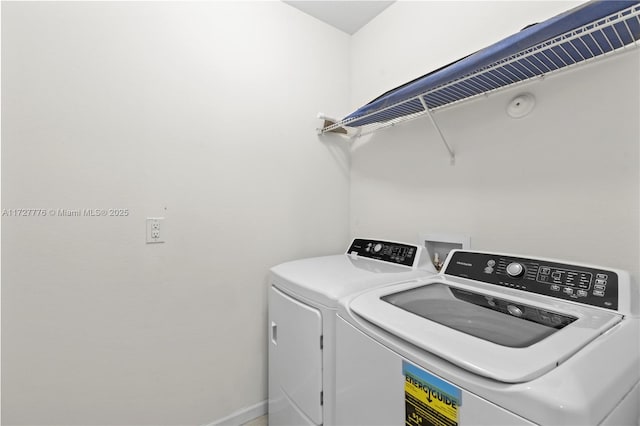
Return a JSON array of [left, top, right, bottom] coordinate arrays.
[[146, 217, 165, 244]]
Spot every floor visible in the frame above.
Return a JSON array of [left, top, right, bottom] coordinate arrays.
[[242, 414, 268, 426]]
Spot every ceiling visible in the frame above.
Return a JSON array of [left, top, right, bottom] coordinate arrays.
[[283, 1, 395, 35]]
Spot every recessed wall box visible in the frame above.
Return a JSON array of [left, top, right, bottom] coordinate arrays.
[[419, 233, 470, 271]]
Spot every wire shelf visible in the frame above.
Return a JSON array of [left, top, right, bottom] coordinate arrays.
[[322, 3, 640, 137]]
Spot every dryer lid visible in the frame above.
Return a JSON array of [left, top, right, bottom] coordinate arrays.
[[349, 277, 623, 383], [270, 254, 433, 308]]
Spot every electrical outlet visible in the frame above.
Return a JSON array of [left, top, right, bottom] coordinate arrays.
[[146, 217, 165, 244]]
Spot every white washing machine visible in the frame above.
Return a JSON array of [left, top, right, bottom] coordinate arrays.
[[335, 250, 640, 425], [268, 238, 437, 426]]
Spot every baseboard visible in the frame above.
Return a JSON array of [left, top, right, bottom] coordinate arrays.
[[205, 400, 267, 426]]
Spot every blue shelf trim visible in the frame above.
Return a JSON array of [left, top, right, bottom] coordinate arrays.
[[326, 1, 640, 132]]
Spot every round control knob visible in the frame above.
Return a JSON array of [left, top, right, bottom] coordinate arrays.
[[506, 262, 525, 278], [507, 304, 523, 317], [373, 243, 383, 253]]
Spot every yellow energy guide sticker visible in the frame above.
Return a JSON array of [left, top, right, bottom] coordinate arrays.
[[403, 361, 461, 426]]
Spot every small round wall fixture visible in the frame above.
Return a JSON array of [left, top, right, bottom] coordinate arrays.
[[507, 93, 535, 118]]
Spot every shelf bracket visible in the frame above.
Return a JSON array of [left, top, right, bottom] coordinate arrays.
[[419, 96, 455, 165]]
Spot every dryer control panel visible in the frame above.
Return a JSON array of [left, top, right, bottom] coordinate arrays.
[[347, 239, 419, 268], [444, 251, 618, 310]]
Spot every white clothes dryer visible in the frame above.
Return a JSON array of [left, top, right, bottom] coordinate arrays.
[[268, 238, 436, 426], [335, 250, 640, 426]]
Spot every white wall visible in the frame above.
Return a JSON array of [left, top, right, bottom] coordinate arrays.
[[349, 1, 640, 279], [1, 2, 349, 425]]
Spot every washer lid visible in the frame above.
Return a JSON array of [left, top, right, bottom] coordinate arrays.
[[349, 277, 623, 383]]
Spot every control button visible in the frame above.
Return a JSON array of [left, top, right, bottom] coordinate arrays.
[[486, 297, 496, 307], [563, 287, 574, 295], [577, 290, 588, 297], [594, 290, 605, 297], [540, 267, 551, 275], [487, 259, 496, 267], [540, 314, 551, 322], [484, 267, 494, 274], [596, 279, 607, 286], [551, 316, 562, 325], [506, 262, 525, 278], [373, 243, 383, 253], [596, 273, 608, 280], [595, 285, 606, 291], [550, 284, 561, 291], [552, 271, 562, 280], [507, 305, 523, 317]]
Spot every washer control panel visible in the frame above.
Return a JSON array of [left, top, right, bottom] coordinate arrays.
[[347, 239, 419, 268], [444, 251, 618, 310]]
